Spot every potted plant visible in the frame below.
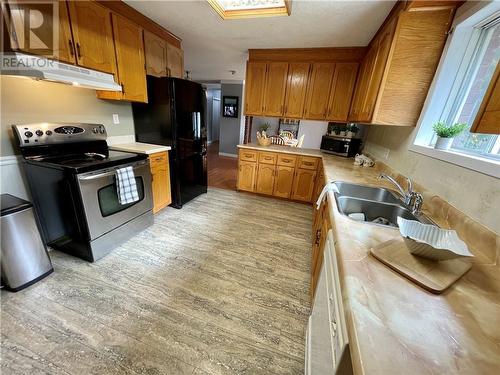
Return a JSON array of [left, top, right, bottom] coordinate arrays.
[[347, 124, 359, 138], [258, 122, 271, 135], [432, 122, 467, 150]]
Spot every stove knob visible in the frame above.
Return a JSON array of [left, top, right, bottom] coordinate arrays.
[[92, 127, 99, 134], [35, 130, 44, 137], [24, 131, 33, 138], [45, 130, 53, 136]]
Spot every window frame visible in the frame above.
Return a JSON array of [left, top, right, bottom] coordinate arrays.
[[409, 1, 500, 179]]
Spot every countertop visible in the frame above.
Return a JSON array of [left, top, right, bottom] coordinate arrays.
[[109, 142, 171, 155], [238, 142, 500, 373], [319, 155, 500, 374]]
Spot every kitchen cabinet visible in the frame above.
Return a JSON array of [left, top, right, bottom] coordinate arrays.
[[166, 43, 184, 78], [237, 160, 257, 192], [313, 163, 325, 203], [263, 62, 289, 116], [150, 151, 171, 213], [244, 61, 267, 116], [349, 5, 456, 126], [67, 1, 117, 74], [291, 168, 317, 202], [284, 63, 310, 118], [471, 62, 500, 135], [255, 164, 276, 195], [97, 14, 147, 103], [144, 30, 167, 77], [273, 165, 295, 199], [327, 63, 359, 121], [303, 63, 336, 120]]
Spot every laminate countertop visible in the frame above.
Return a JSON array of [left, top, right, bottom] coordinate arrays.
[[109, 142, 171, 155], [239, 143, 500, 373]]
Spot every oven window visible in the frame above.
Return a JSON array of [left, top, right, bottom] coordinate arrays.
[[97, 177, 145, 217]]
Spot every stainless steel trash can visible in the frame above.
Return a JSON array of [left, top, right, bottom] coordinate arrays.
[[1, 194, 53, 291]]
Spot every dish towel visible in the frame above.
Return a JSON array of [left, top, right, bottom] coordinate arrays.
[[116, 166, 139, 205], [316, 180, 340, 209]]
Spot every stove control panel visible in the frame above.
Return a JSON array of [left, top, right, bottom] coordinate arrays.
[[12, 123, 107, 147]]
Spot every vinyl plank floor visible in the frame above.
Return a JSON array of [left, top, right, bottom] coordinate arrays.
[[1, 188, 312, 374]]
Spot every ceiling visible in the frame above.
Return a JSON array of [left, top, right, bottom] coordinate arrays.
[[125, 0, 396, 82]]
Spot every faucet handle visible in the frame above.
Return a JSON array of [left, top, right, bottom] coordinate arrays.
[[411, 192, 423, 214], [406, 177, 413, 194]]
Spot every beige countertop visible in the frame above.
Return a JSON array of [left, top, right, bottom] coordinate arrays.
[[237, 143, 324, 158], [109, 142, 171, 155], [319, 155, 500, 374]]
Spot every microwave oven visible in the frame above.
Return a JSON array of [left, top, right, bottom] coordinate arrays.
[[320, 135, 361, 157]]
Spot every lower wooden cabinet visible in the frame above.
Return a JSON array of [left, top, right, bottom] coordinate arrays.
[[273, 165, 294, 198], [237, 148, 321, 203], [255, 164, 275, 195], [291, 168, 317, 202], [237, 160, 257, 192], [149, 152, 171, 213]]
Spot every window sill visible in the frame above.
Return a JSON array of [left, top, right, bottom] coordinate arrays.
[[409, 144, 500, 178]]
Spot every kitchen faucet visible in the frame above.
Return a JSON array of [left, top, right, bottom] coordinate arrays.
[[379, 173, 423, 214]]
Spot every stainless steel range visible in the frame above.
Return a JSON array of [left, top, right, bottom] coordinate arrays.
[[12, 123, 153, 262]]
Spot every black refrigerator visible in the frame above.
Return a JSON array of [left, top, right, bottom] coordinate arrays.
[[132, 76, 207, 208]]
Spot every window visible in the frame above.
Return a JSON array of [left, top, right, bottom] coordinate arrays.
[[411, 3, 500, 177], [207, 0, 291, 19]]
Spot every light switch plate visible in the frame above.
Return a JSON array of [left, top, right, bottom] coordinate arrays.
[[112, 114, 120, 124]]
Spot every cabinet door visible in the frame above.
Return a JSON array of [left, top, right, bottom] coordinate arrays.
[[150, 153, 171, 213], [291, 168, 317, 202], [166, 43, 184, 78], [144, 30, 167, 77], [327, 63, 359, 121], [67, 1, 116, 74], [6, 1, 75, 64], [303, 63, 335, 120], [255, 164, 275, 195], [349, 44, 377, 121], [244, 61, 267, 116], [471, 62, 500, 134], [284, 63, 310, 118], [273, 165, 294, 199], [263, 62, 288, 116], [237, 161, 257, 192]]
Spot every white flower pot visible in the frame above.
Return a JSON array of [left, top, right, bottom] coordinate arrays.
[[435, 136, 454, 150], [347, 131, 356, 138]]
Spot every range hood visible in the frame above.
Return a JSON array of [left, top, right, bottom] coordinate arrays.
[[1, 52, 122, 91]]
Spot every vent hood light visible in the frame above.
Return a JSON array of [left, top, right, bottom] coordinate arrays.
[[1, 52, 122, 91], [207, 0, 291, 19]]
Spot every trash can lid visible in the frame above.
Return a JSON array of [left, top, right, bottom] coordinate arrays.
[[1, 194, 32, 217]]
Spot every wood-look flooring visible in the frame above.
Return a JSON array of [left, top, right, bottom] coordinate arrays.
[[1, 188, 312, 374], [207, 141, 238, 191]]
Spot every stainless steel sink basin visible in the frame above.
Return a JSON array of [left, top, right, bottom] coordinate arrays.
[[333, 181, 401, 204]]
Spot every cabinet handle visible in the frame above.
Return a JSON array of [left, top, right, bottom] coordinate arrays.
[[244, 154, 253, 158], [315, 229, 321, 245], [76, 42, 82, 58], [303, 161, 314, 166], [264, 157, 272, 160], [283, 158, 291, 163], [121, 83, 125, 94], [68, 39, 74, 56]]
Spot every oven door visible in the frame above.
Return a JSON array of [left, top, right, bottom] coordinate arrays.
[[76, 160, 153, 240]]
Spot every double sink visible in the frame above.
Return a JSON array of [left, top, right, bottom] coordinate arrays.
[[333, 181, 433, 228]]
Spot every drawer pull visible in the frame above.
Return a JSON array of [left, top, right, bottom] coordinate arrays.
[[303, 162, 314, 166], [244, 154, 253, 158], [283, 158, 291, 162], [264, 157, 272, 160], [154, 158, 163, 162]]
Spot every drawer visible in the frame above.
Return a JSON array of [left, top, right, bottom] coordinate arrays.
[[239, 149, 257, 162], [258, 152, 277, 165], [149, 152, 168, 168], [297, 156, 319, 170], [277, 154, 297, 167]]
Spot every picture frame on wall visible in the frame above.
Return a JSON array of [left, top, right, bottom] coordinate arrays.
[[222, 96, 239, 118]]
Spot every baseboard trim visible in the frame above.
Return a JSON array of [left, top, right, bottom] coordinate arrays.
[[0, 155, 22, 166], [218, 152, 238, 158]]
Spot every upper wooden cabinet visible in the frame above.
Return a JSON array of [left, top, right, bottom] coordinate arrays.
[[244, 61, 267, 116], [166, 43, 184, 78], [471, 62, 500, 135], [263, 62, 289, 116], [349, 5, 456, 126], [67, 1, 117, 74], [144, 30, 168, 77], [97, 14, 147, 103], [327, 63, 359, 121], [303, 63, 336, 120], [284, 63, 310, 118]]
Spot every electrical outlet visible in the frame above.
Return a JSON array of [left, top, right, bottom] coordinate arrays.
[[384, 149, 390, 160], [112, 114, 120, 124]]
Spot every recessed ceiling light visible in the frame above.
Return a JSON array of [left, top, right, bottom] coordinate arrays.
[[207, 0, 291, 20]]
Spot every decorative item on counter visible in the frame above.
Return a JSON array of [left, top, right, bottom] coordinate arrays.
[[258, 122, 271, 133], [256, 130, 272, 146], [397, 217, 474, 261], [269, 135, 285, 145], [347, 124, 359, 138], [354, 154, 374, 167], [432, 121, 468, 150], [279, 118, 300, 138]]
